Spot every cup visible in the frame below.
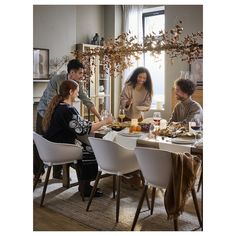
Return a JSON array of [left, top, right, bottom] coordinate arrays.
[[156, 101, 163, 110]]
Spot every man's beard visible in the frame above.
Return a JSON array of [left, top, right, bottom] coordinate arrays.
[[176, 95, 185, 101]]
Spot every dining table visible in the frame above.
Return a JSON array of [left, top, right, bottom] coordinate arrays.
[[62, 127, 203, 193], [94, 127, 203, 155]]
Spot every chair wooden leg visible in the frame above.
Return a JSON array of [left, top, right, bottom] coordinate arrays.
[[139, 171, 150, 210], [40, 165, 52, 207], [74, 163, 85, 201], [174, 218, 178, 231], [113, 175, 116, 199], [79, 180, 85, 201], [62, 164, 70, 188], [116, 175, 121, 223], [131, 185, 148, 231], [197, 171, 203, 192], [86, 171, 102, 211], [33, 163, 44, 191], [191, 187, 203, 228], [151, 187, 156, 215]]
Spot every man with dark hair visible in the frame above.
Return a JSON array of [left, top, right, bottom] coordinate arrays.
[[34, 59, 102, 180], [169, 78, 203, 124]]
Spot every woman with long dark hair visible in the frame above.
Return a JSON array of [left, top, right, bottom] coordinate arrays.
[[42, 80, 113, 197], [120, 67, 153, 121]]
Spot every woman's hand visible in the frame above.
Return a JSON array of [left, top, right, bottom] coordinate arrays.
[[125, 98, 133, 108], [104, 115, 113, 125]]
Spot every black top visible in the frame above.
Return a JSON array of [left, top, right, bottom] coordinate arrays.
[[44, 103, 92, 144]]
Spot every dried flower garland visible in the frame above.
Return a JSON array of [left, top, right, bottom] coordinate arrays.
[[72, 21, 203, 78]]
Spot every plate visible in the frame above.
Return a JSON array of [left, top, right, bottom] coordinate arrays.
[[119, 131, 143, 137], [136, 106, 149, 111], [171, 137, 195, 144]]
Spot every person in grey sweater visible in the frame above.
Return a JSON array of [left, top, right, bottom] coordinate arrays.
[[169, 78, 203, 125], [34, 59, 102, 179]]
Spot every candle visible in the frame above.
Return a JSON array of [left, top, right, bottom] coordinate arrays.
[[160, 119, 167, 130], [131, 119, 138, 126], [156, 101, 163, 110]]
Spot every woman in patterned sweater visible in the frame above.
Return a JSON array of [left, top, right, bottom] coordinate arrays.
[[42, 80, 113, 197]]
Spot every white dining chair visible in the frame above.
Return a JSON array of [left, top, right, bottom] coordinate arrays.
[[131, 147, 202, 231], [33, 132, 83, 206], [87, 137, 147, 223]]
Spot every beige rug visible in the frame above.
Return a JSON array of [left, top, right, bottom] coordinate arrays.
[[33, 169, 202, 231]]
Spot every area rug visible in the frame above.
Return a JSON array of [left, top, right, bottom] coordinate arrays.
[[33, 169, 202, 231]]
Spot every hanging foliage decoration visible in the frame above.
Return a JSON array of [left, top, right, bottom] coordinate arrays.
[[72, 21, 203, 78]]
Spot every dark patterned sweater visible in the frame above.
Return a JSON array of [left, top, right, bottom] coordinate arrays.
[[44, 103, 92, 144]]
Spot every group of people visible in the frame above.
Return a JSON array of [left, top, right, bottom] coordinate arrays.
[[34, 59, 203, 197]]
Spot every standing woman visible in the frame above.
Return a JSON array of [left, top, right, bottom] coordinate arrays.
[[120, 67, 153, 122], [42, 80, 112, 197]]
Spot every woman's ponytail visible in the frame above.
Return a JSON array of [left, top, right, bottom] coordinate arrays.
[[42, 95, 63, 132]]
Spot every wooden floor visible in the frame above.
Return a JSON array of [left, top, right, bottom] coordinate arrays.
[[33, 202, 96, 231]]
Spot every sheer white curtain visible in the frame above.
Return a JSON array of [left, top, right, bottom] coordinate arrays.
[[122, 5, 143, 85]]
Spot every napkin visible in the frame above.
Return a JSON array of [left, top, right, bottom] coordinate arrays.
[[103, 131, 118, 142]]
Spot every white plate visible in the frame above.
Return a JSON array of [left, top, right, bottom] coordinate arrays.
[[136, 106, 149, 111], [171, 137, 195, 144], [119, 131, 142, 137]]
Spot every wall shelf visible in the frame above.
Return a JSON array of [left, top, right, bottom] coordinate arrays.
[[33, 80, 49, 82]]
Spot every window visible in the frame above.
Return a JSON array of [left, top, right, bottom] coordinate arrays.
[[143, 7, 165, 110]]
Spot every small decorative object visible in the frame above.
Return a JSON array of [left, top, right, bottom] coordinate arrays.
[[91, 33, 100, 45], [33, 48, 49, 80], [100, 37, 104, 46]]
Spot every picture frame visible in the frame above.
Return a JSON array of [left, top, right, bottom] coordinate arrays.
[[189, 57, 203, 86], [33, 48, 49, 80]]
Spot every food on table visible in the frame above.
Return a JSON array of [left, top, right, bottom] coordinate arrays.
[[139, 122, 151, 133], [129, 125, 141, 133]]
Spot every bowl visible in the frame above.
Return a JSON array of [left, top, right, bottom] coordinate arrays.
[[136, 106, 149, 111], [111, 126, 125, 131]]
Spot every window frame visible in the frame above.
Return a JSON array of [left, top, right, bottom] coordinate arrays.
[[142, 7, 165, 110]]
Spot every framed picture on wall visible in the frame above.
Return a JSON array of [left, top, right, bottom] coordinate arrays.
[[190, 57, 203, 87], [33, 48, 49, 80]]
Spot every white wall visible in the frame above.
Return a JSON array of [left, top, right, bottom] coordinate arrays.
[[33, 5, 77, 59], [76, 5, 104, 44], [33, 5, 105, 101]]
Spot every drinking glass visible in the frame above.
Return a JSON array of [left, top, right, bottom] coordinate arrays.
[[118, 108, 125, 123], [101, 110, 109, 121], [190, 117, 202, 144], [153, 112, 161, 125]]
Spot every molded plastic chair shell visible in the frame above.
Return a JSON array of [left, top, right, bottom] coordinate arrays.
[[33, 132, 83, 165], [88, 137, 139, 175], [134, 147, 172, 188], [132, 146, 202, 231]]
